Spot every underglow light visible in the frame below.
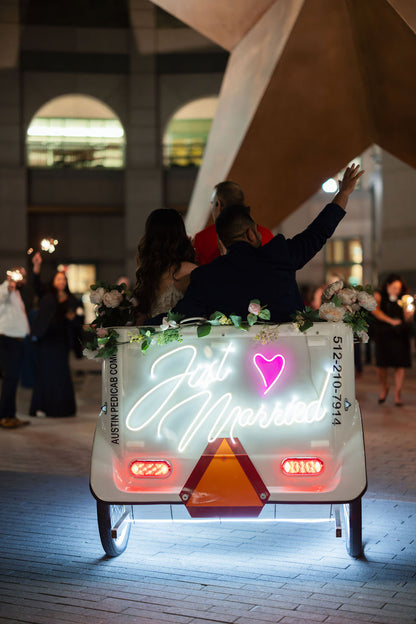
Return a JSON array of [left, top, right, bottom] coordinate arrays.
[[115, 517, 331, 524], [126, 343, 331, 453], [253, 353, 285, 395], [322, 178, 338, 193]]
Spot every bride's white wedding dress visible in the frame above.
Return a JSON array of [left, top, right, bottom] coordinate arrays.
[[150, 282, 184, 317]]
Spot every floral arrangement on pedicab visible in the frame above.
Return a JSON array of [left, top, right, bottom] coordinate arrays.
[[83, 278, 377, 359], [129, 299, 271, 352], [82, 281, 135, 359], [292, 280, 377, 342], [83, 281, 272, 358]]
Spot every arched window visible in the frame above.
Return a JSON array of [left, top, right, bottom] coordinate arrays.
[[163, 97, 218, 168], [26, 94, 125, 169]]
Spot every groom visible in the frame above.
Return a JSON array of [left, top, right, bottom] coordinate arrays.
[[169, 164, 363, 324]]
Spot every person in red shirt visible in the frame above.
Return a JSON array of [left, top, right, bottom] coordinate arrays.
[[193, 181, 273, 265]]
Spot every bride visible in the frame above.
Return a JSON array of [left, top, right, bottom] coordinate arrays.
[[133, 208, 198, 324]]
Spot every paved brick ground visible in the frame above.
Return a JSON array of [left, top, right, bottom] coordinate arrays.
[[0, 355, 415, 624]]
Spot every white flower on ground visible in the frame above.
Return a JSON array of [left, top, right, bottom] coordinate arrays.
[[102, 290, 123, 308], [90, 287, 105, 305], [96, 327, 108, 338], [322, 280, 344, 302], [160, 317, 179, 331], [338, 288, 358, 306], [319, 302, 346, 322], [356, 330, 369, 343], [248, 302, 261, 316], [357, 291, 377, 311], [83, 347, 99, 359]]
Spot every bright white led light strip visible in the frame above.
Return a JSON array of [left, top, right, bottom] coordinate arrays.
[[120, 517, 333, 525]]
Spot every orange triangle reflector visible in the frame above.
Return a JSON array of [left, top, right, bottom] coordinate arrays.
[[180, 438, 270, 518]]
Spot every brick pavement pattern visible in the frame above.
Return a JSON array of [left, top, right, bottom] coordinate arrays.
[[0, 357, 415, 624]]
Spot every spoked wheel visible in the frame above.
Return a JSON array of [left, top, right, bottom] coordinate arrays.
[[342, 497, 363, 558], [97, 501, 133, 557]]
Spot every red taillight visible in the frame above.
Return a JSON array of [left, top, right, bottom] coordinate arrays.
[[129, 460, 172, 478], [281, 457, 324, 476]]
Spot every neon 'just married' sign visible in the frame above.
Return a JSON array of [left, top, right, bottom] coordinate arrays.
[[125, 342, 331, 453]]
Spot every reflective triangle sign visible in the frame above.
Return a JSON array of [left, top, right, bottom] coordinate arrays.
[[180, 438, 270, 518]]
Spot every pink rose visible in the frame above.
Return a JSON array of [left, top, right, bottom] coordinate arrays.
[[248, 302, 261, 316], [96, 327, 108, 338], [322, 280, 344, 302], [102, 290, 123, 308]]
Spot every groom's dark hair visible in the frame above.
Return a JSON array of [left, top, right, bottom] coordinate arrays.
[[215, 204, 254, 249]]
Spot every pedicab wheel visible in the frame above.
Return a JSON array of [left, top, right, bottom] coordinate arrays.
[[97, 501, 133, 557], [343, 497, 363, 558]]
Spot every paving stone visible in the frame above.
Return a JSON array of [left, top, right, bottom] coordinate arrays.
[[1, 362, 416, 623]]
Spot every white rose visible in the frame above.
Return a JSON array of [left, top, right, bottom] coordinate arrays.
[[344, 303, 361, 314], [337, 288, 357, 306], [357, 291, 377, 311], [319, 302, 346, 322], [356, 330, 369, 343], [83, 347, 99, 359], [160, 317, 179, 331], [102, 290, 123, 308], [322, 280, 344, 302], [90, 287, 105, 305]]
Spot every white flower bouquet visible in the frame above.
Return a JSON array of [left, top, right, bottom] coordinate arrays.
[[82, 281, 135, 359], [293, 280, 377, 342]]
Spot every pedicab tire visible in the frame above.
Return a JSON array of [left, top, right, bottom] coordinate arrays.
[[97, 500, 132, 557], [343, 497, 363, 558]]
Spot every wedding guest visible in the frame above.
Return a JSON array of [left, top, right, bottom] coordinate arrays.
[[134, 208, 198, 324], [30, 267, 82, 417], [171, 164, 364, 323], [371, 273, 414, 406], [0, 267, 31, 428], [193, 181, 273, 265]]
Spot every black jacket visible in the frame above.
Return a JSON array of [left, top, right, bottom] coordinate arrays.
[[173, 203, 345, 323]]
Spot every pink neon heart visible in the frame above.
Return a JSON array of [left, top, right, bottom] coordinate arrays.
[[253, 353, 286, 395]]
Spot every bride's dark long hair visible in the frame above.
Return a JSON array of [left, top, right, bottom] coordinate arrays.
[[133, 208, 196, 317]]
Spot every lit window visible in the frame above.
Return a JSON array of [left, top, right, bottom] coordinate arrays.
[[26, 95, 125, 169], [163, 97, 218, 168], [325, 238, 363, 286]]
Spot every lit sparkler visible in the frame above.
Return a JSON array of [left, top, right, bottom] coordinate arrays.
[[27, 238, 59, 255], [6, 269, 24, 282]]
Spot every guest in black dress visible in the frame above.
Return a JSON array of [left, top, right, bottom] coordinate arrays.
[[30, 270, 81, 417], [371, 274, 414, 406]]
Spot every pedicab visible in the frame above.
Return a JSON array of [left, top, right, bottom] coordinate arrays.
[[90, 319, 367, 558]]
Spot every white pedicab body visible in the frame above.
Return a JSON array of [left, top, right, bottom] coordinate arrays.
[[90, 323, 366, 557]]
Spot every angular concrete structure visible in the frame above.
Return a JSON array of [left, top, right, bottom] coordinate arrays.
[[152, 0, 416, 232]]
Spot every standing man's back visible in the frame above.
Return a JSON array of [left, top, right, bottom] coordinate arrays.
[[193, 181, 273, 265]]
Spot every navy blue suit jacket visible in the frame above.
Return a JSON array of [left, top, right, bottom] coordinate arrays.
[[172, 202, 345, 324]]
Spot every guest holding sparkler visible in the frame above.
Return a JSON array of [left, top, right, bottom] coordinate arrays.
[[30, 255, 81, 418], [0, 267, 31, 428]]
